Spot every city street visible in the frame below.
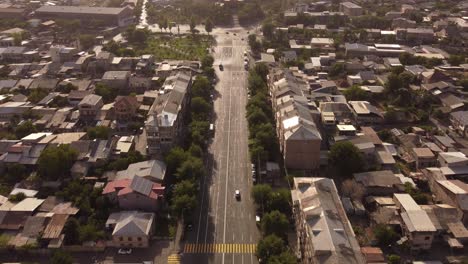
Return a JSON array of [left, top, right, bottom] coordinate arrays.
[[181, 25, 261, 264]]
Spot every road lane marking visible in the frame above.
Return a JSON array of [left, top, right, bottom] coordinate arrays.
[[222, 51, 233, 264]]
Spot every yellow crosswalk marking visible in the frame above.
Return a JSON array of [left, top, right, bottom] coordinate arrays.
[[183, 243, 257, 254], [167, 254, 180, 264]]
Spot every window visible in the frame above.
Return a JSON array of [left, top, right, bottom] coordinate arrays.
[[137, 237, 142, 241], [119, 237, 123, 241], [128, 237, 133, 241], [425, 236, 431, 240]]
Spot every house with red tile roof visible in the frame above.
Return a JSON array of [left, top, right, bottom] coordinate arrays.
[[102, 176, 165, 212]]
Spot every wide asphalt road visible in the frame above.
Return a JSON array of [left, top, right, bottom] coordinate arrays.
[[182, 26, 261, 264]]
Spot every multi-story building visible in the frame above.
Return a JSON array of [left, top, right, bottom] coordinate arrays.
[[393, 193, 436, 250], [35, 6, 134, 27], [145, 72, 192, 155], [114, 96, 140, 123], [339, 2, 363, 16], [269, 69, 322, 170], [292, 177, 365, 264], [78, 94, 103, 122]]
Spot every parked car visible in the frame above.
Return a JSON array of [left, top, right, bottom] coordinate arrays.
[[219, 64, 224, 71], [118, 248, 132, 255]]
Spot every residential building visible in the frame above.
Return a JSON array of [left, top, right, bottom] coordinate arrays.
[[319, 102, 355, 125], [269, 70, 322, 170], [35, 6, 134, 27], [49, 46, 78, 63], [0, 101, 32, 121], [450, 111, 468, 137], [78, 94, 103, 122], [106, 211, 154, 248], [310, 38, 335, 50], [0, 7, 26, 18], [145, 72, 192, 155], [339, 2, 363, 16], [114, 96, 140, 123], [431, 180, 468, 224], [348, 101, 384, 125], [101, 71, 131, 91], [102, 176, 165, 211], [291, 177, 365, 264], [393, 193, 437, 250], [345, 43, 406, 58], [412, 148, 437, 170], [116, 160, 167, 183], [439, 152, 468, 167], [354, 170, 402, 196], [397, 28, 435, 44]]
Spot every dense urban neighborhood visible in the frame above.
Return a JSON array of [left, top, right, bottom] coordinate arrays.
[[0, 0, 467, 264]]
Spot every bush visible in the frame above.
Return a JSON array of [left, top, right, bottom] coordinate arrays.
[[374, 224, 399, 246]]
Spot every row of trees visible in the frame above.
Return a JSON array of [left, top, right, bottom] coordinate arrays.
[[244, 64, 296, 263], [166, 56, 215, 219], [246, 64, 277, 164], [251, 184, 295, 264]]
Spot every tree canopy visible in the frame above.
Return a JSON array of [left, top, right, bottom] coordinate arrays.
[[261, 210, 289, 238], [38, 145, 78, 180], [329, 141, 365, 177]]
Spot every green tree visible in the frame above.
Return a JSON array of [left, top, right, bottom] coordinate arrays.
[[190, 17, 196, 34], [448, 54, 465, 66], [252, 184, 272, 208], [3, 164, 28, 184], [63, 218, 80, 245], [87, 126, 110, 139], [374, 224, 399, 246], [254, 63, 269, 82], [191, 97, 212, 120], [94, 83, 117, 103], [38, 145, 78, 180], [268, 251, 297, 264], [173, 180, 197, 198], [343, 85, 369, 101], [27, 88, 48, 104], [261, 210, 289, 238], [176, 157, 205, 180], [387, 254, 401, 264], [329, 141, 365, 177], [79, 34, 95, 50], [329, 62, 345, 77], [51, 250, 73, 264], [192, 76, 212, 100], [171, 194, 197, 217], [79, 223, 105, 242], [15, 121, 37, 139], [9, 192, 26, 202], [201, 55, 214, 69], [256, 234, 285, 261], [188, 143, 203, 157], [267, 189, 291, 214], [262, 22, 275, 40], [165, 147, 189, 170], [205, 19, 213, 34]]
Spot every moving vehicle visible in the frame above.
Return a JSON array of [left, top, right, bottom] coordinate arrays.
[[235, 190, 241, 200], [118, 248, 132, 255], [219, 64, 224, 71]]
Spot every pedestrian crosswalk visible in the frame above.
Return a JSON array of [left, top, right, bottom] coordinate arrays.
[[184, 243, 257, 254], [167, 254, 181, 264]]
